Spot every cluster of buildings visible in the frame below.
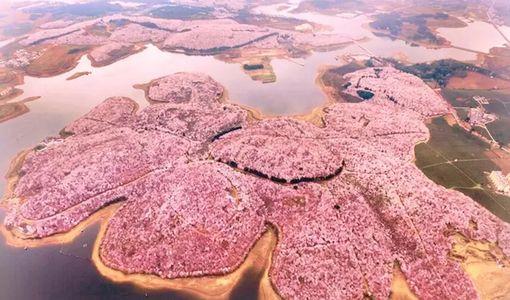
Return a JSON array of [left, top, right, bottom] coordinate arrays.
[[473, 95, 490, 105], [467, 107, 497, 127], [488, 170, 510, 195], [2, 49, 42, 68], [0, 86, 14, 98]]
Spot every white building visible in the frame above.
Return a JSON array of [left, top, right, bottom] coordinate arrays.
[[0, 87, 13, 97], [488, 171, 510, 194]]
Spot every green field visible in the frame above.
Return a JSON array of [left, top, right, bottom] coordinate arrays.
[[441, 88, 510, 146], [415, 117, 510, 222]]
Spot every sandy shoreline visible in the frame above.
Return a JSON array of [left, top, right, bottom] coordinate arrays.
[[93, 222, 279, 299]]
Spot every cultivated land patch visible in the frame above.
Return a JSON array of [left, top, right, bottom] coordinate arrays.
[[442, 88, 510, 147], [415, 117, 510, 221], [24, 45, 89, 77]]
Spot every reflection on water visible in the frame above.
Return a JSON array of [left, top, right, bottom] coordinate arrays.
[[0, 1, 499, 298], [229, 268, 263, 300], [437, 20, 509, 53], [0, 211, 196, 299]]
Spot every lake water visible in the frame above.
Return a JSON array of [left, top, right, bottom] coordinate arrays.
[[0, 210, 199, 299], [437, 20, 509, 53], [0, 1, 501, 298], [0, 37, 480, 194], [252, 1, 479, 62], [499, 25, 510, 42]]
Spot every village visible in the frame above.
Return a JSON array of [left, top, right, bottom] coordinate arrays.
[[489, 170, 510, 195]]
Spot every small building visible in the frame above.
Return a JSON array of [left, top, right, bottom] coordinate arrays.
[[468, 107, 496, 126], [473, 95, 489, 105], [0, 86, 13, 97], [295, 23, 313, 32]]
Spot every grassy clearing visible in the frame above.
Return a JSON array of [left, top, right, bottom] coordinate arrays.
[[472, 125, 493, 141], [441, 88, 510, 146], [420, 163, 474, 188], [487, 119, 510, 146], [414, 143, 446, 168], [441, 89, 478, 107], [455, 188, 510, 221], [424, 117, 490, 160], [415, 116, 510, 221]]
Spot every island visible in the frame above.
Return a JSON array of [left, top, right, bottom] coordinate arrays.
[[2, 68, 510, 299]]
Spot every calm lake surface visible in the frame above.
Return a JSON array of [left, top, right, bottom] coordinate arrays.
[[0, 1, 504, 298], [436, 20, 509, 53], [0, 210, 200, 299]]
